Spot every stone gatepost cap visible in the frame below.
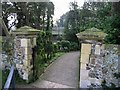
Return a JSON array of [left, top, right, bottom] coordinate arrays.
[[11, 26, 40, 35], [76, 27, 107, 41]]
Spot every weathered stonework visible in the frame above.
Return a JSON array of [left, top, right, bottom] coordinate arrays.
[[12, 26, 39, 82], [102, 44, 119, 87], [77, 27, 119, 88]]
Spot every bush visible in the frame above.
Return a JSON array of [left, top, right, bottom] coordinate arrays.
[[33, 30, 55, 80], [56, 41, 61, 51], [69, 42, 79, 51], [53, 43, 58, 53], [56, 40, 79, 52], [60, 40, 70, 52]]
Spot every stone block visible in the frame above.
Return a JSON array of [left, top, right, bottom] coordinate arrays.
[[90, 57, 96, 65], [21, 38, 32, 47], [81, 63, 86, 69], [81, 43, 91, 54], [20, 47, 25, 55], [80, 69, 89, 80], [80, 80, 90, 88], [33, 38, 36, 46], [28, 48, 33, 54], [23, 60, 29, 67], [25, 48, 33, 55], [24, 65, 33, 72], [89, 78, 96, 84], [16, 64, 24, 69], [28, 55, 32, 60], [24, 55, 27, 60], [27, 39, 31, 46], [25, 48, 27, 55], [81, 53, 90, 63], [23, 73, 28, 80], [30, 38, 36, 47], [21, 39, 27, 47], [95, 45, 101, 55], [24, 68, 29, 74]]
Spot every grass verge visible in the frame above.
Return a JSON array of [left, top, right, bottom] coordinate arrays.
[[44, 52, 64, 68]]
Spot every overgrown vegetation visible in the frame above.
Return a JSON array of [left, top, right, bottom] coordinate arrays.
[[31, 30, 65, 81], [58, 1, 120, 44], [2, 1, 56, 84], [56, 40, 79, 52]]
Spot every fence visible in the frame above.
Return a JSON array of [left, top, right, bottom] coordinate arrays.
[[3, 65, 15, 90]]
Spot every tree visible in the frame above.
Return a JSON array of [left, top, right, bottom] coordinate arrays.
[[2, 2, 54, 30], [64, 1, 80, 43], [104, 2, 120, 44], [2, 1, 55, 80]]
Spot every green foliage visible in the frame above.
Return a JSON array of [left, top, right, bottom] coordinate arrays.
[[33, 30, 56, 80], [53, 43, 58, 54], [2, 37, 14, 65], [56, 41, 61, 50], [69, 42, 79, 51], [104, 14, 120, 44], [60, 40, 70, 52], [64, 2, 80, 44], [2, 2, 55, 83], [2, 2, 54, 31], [2, 69, 27, 88], [80, 2, 120, 44], [56, 40, 79, 52], [2, 70, 9, 87]]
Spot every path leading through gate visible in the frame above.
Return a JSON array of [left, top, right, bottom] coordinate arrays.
[[16, 51, 80, 88]]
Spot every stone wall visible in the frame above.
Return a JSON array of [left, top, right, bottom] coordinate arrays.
[[14, 35, 36, 81], [102, 44, 119, 87], [80, 43, 119, 88]]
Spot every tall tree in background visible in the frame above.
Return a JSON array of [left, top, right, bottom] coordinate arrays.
[[2, 2, 55, 60], [64, 1, 80, 43], [78, 1, 120, 44], [59, 1, 119, 44], [104, 1, 120, 44], [2, 2, 54, 31]]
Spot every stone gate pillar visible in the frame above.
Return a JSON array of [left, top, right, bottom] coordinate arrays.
[[11, 26, 39, 82], [76, 27, 107, 88]]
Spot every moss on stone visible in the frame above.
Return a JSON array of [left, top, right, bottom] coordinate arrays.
[[11, 26, 40, 35], [76, 27, 107, 41]]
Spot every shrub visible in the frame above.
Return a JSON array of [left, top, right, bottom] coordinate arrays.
[[60, 40, 70, 52], [53, 43, 58, 53], [56, 40, 79, 52], [33, 30, 55, 80], [69, 42, 79, 51], [56, 41, 61, 51]]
